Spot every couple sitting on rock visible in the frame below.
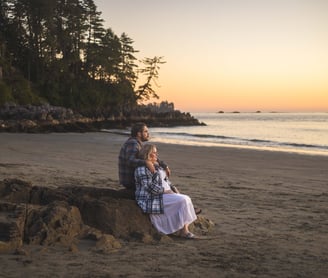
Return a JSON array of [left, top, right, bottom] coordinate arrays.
[[118, 122, 201, 239]]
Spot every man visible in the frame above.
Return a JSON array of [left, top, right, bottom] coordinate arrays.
[[118, 122, 170, 190]]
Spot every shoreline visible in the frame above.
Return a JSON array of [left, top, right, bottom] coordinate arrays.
[[150, 111, 328, 158], [151, 137, 328, 157], [99, 129, 328, 157], [1, 132, 328, 277]]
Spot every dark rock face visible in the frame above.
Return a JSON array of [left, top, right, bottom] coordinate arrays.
[[0, 202, 25, 252], [0, 179, 214, 253], [24, 201, 83, 246], [0, 103, 98, 132]]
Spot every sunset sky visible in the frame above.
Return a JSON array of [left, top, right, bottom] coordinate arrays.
[[94, 0, 328, 113]]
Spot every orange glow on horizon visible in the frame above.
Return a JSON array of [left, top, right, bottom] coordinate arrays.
[[95, 0, 328, 113]]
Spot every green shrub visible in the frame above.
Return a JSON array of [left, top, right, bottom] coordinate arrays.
[[0, 81, 14, 105]]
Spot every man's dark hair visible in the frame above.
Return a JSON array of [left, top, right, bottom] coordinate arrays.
[[131, 122, 147, 137]]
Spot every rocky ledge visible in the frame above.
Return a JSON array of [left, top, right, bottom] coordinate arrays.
[[0, 104, 205, 133], [0, 179, 214, 254]]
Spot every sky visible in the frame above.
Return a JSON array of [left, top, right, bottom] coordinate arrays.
[[94, 0, 328, 113]]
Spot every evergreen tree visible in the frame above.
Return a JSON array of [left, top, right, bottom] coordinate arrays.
[[136, 56, 166, 102], [0, 0, 166, 116]]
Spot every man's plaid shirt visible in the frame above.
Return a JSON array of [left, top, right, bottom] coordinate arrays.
[[118, 137, 145, 189]]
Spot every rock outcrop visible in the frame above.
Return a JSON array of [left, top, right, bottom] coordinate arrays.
[[0, 103, 205, 133], [0, 179, 214, 253]]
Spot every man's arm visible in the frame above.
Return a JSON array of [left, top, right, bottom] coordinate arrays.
[[158, 159, 170, 177]]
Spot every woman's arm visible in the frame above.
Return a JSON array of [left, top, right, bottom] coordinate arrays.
[[139, 168, 164, 195]]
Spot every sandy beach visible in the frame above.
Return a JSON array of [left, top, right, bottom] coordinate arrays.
[[0, 132, 327, 278]]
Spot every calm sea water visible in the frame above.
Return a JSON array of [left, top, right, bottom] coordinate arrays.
[[149, 112, 328, 156]]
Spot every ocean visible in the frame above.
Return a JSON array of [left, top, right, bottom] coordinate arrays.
[[149, 112, 328, 156]]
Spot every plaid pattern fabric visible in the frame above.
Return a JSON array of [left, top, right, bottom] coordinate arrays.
[[135, 166, 164, 214], [118, 138, 145, 189], [118, 137, 168, 190]]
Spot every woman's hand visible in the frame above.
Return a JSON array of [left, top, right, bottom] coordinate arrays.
[[145, 160, 156, 173], [164, 189, 175, 194], [165, 166, 171, 177], [171, 185, 180, 194]]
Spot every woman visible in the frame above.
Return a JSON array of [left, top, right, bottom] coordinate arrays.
[[134, 144, 198, 239]]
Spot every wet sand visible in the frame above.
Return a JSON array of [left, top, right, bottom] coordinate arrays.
[[0, 132, 327, 277]]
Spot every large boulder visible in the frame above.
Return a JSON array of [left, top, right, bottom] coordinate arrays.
[[0, 178, 214, 253]]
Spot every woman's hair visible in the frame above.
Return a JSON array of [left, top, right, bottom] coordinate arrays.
[[138, 144, 156, 160]]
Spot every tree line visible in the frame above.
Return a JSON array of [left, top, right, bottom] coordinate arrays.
[[0, 0, 166, 117]]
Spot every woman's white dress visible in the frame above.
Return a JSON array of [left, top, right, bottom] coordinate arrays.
[[150, 169, 197, 235]]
